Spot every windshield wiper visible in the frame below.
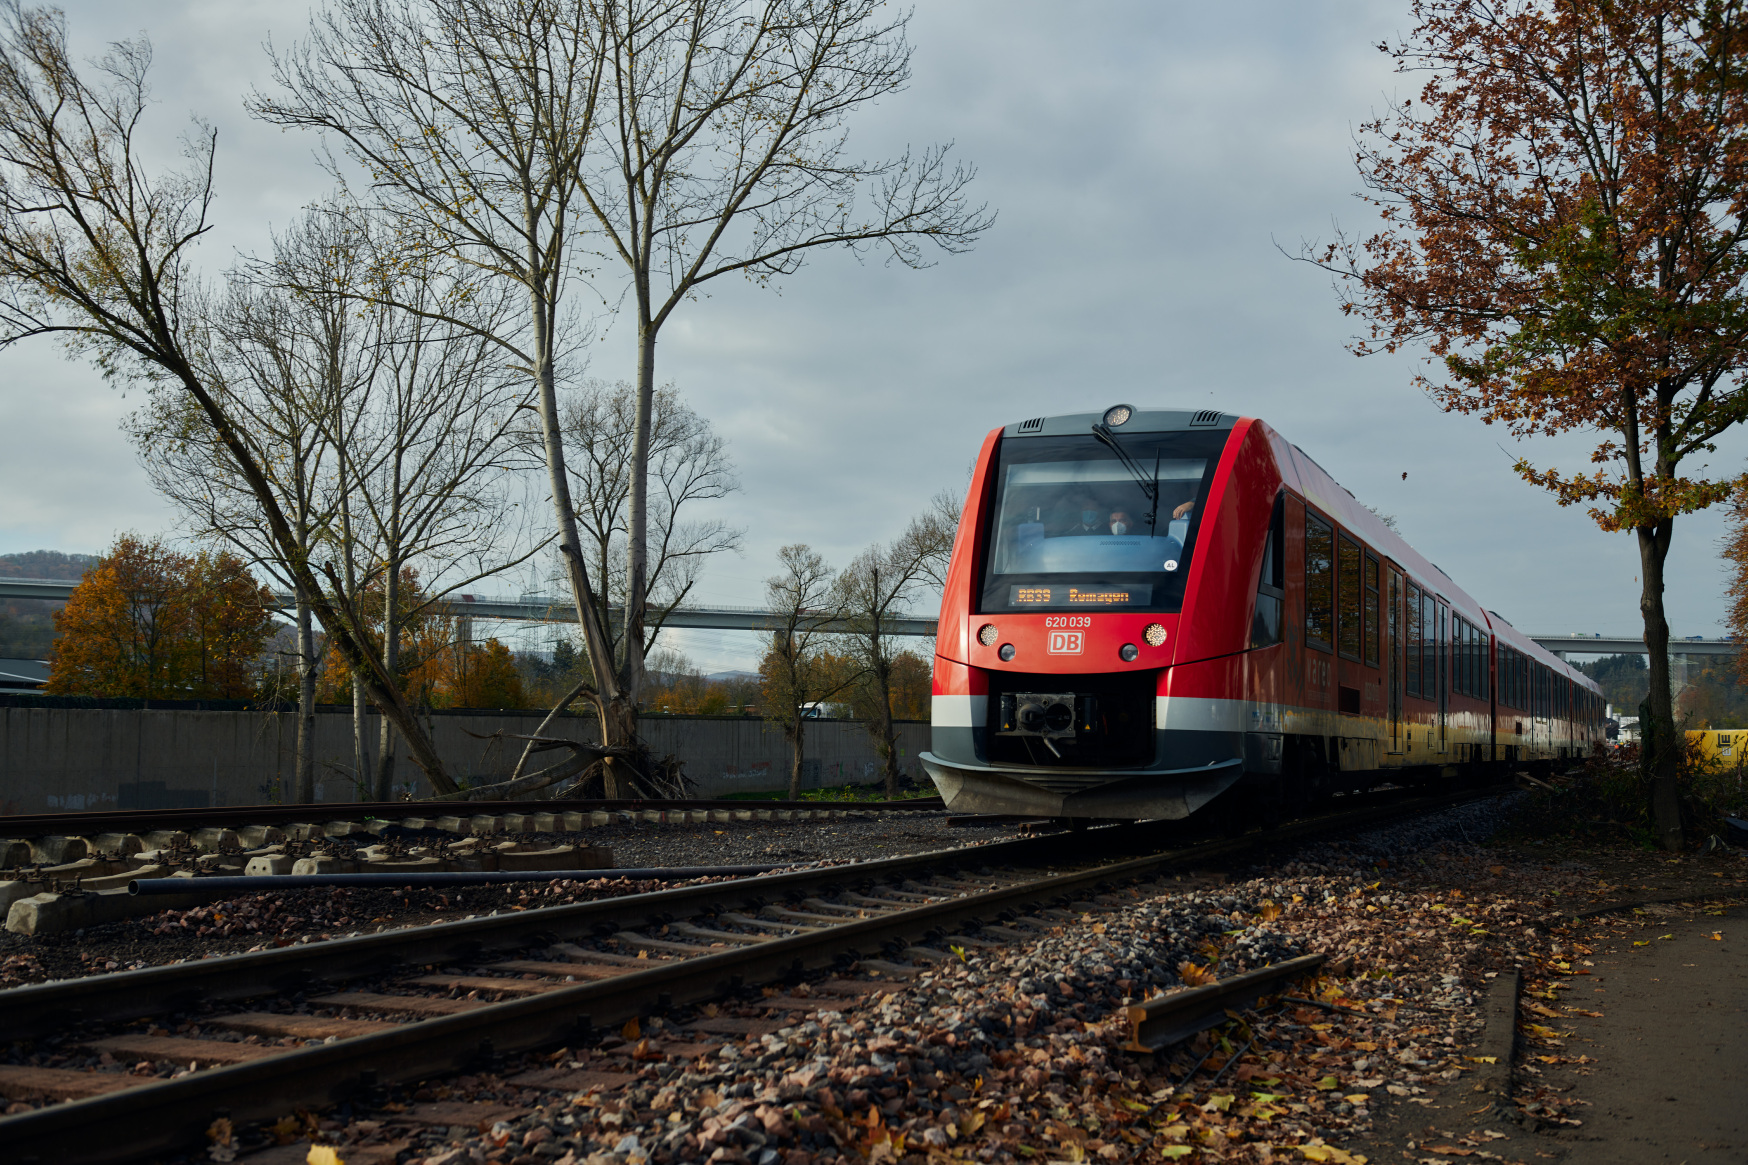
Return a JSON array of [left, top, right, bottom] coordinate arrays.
[[1091, 423, 1157, 525]]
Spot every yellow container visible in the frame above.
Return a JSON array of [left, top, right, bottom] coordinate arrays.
[[1686, 729, 1748, 764]]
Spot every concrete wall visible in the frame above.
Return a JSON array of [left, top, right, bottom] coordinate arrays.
[[0, 705, 929, 814]]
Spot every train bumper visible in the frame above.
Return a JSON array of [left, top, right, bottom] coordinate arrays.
[[918, 752, 1243, 819]]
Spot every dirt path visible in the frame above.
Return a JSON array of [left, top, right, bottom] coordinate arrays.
[[1548, 902, 1747, 1163]]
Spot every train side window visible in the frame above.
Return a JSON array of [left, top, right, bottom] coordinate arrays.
[[1363, 553, 1380, 667], [1405, 582, 1422, 697], [1454, 618, 1468, 697], [1337, 534, 1362, 660], [1440, 601, 1449, 701], [1251, 494, 1285, 648], [1420, 591, 1436, 698], [1305, 512, 1335, 652]]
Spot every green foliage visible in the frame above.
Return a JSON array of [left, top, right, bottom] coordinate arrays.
[[1505, 743, 1747, 848]]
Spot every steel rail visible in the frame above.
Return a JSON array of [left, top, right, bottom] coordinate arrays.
[[1121, 953, 1329, 1052], [126, 865, 799, 897], [0, 823, 1156, 1041], [0, 787, 1492, 1164], [0, 796, 946, 840]]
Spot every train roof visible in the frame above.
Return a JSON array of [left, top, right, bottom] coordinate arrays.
[[1001, 407, 1237, 438], [1246, 417, 1599, 696]]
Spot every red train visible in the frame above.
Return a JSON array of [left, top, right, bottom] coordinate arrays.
[[921, 406, 1606, 819]]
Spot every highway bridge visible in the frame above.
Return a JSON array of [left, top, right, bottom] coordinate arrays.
[[2, 577, 1733, 656]]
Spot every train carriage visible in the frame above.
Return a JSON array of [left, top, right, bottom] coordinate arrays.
[[921, 406, 1605, 820]]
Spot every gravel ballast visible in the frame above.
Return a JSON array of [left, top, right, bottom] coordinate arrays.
[[131, 794, 1744, 1165]]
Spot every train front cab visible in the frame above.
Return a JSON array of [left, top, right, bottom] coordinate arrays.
[[922, 408, 1263, 819]]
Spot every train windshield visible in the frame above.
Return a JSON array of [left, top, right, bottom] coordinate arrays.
[[979, 430, 1227, 613]]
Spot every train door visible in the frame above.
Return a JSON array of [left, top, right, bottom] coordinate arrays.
[[1387, 569, 1403, 753]]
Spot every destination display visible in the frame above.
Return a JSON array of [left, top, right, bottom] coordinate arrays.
[[1008, 584, 1153, 607]]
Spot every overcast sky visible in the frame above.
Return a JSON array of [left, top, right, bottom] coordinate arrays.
[[3, 0, 1739, 672]]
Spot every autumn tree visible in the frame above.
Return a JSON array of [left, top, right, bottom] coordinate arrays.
[[47, 535, 275, 699], [0, 4, 462, 792], [1314, 0, 1748, 849], [445, 639, 528, 709]]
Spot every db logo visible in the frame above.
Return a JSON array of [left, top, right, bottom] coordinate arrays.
[[1047, 631, 1085, 655]]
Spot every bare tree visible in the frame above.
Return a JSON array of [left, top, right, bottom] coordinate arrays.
[[573, 0, 994, 738], [835, 504, 957, 796], [561, 378, 741, 658], [253, 0, 647, 788], [761, 544, 854, 798], [503, 378, 741, 785], [126, 289, 341, 804], [320, 218, 547, 799], [0, 4, 464, 791]]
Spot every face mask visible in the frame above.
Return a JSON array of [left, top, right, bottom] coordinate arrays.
[[1081, 509, 1099, 525], [1110, 522, 1128, 536]]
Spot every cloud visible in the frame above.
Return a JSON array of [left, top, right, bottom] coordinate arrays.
[[3, 0, 1735, 672]]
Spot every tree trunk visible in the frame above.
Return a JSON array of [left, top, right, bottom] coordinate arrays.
[[624, 319, 656, 711], [295, 588, 317, 805], [878, 683, 900, 798], [374, 566, 399, 801], [352, 674, 374, 802], [1637, 519, 1683, 850], [523, 279, 630, 788], [788, 718, 807, 799]]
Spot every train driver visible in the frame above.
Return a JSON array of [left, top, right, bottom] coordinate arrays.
[[1107, 509, 1135, 535], [1063, 494, 1104, 535]]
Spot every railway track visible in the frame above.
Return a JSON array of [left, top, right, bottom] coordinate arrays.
[[0, 787, 1495, 1164], [0, 796, 947, 846]]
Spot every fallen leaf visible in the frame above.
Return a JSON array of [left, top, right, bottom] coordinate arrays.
[[1424, 1146, 1473, 1157], [1658, 934, 1675, 941], [1158, 1149, 1192, 1160], [1314, 1076, 1340, 1091], [1711, 932, 1723, 941], [621, 1017, 641, 1040], [1177, 961, 1217, 987], [306, 1149, 345, 1165], [1463, 1056, 1497, 1065]]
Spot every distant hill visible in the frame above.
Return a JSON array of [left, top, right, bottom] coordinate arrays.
[[0, 549, 98, 659], [0, 549, 98, 580]]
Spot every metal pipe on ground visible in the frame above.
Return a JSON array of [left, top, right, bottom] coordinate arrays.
[[128, 864, 797, 897]]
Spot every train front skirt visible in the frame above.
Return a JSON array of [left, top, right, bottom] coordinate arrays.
[[918, 752, 1243, 819]]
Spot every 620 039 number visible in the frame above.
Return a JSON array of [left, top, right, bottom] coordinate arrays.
[[1044, 616, 1092, 629]]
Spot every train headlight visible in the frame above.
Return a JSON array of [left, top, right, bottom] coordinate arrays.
[[1143, 623, 1168, 646], [1103, 404, 1133, 427], [1119, 643, 1139, 662], [998, 643, 1016, 662], [977, 623, 999, 646]]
